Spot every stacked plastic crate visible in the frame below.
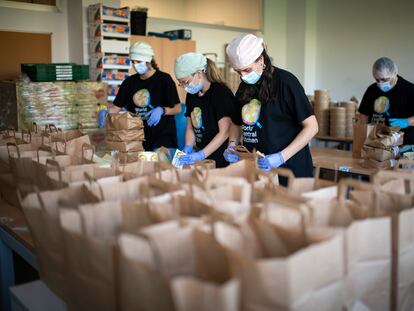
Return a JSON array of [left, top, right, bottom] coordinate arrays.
[[88, 4, 131, 103]]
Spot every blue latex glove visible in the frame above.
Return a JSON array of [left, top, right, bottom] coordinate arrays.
[[223, 147, 240, 163], [145, 107, 164, 127], [183, 145, 193, 154], [97, 109, 108, 128], [257, 152, 285, 172], [179, 150, 205, 165], [389, 118, 410, 129]]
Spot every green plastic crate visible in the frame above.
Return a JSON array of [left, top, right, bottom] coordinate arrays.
[[21, 63, 90, 82]]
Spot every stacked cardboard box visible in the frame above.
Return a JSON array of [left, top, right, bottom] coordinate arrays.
[[105, 112, 144, 163], [361, 125, 403, 169]]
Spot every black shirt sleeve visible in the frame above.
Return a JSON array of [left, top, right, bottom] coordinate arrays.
[[113, 79, 129, 108], [163, 74, 181, 108], [284, 73, 314, 124], [212, 84, 235, 121]]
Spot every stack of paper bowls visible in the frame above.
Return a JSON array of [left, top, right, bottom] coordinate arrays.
[[340, 101, 357, 138], [330, 105, 346, 138], [313, 90, 330, 136]]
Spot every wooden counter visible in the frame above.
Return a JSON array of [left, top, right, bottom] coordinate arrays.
[[0, 199, 34, 252], [310, 147, 377, 178]]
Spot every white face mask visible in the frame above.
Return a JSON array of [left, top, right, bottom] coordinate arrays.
[[241, 70, 261, 84], [377, 79, 395, 92], [134, 62, 148, 75]]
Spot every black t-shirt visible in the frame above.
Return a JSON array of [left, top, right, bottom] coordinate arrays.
[[232, 67, 314, 178], [359, 76, 414, 145], [113, 70, 180, 150], [185, 82, 235, 168]]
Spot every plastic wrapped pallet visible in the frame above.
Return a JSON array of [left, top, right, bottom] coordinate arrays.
[[17, 81, 106, 131]]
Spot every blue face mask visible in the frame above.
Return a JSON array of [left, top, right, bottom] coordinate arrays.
[[377, 81, 393, 92], [242, 70, 262, 85], [134, 62, 148, 75], [185, 77, 203, 95]]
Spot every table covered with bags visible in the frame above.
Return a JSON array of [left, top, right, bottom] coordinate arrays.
[[0, 123, 414, 311]]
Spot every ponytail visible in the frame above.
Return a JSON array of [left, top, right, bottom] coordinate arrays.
[[238, 50, 274, 105], [205, 58, 226, 85], [150, 59, 160, 71]]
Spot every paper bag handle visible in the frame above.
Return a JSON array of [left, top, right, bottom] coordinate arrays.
[[261, 188, 309, 251], [40, 132, 52, 145], [5, 128, 16, 138], [45, 159, 63, 183], [6, 142, 20, 159], [47, 124, 59, 133], [37, 144, 55, 163], [83, 172, 104, 201], [270, 167, 295, 192], [31, 122, 38, 133], [53, 137, 67, 154], [21, 130, 32, 144], [135, 232, 164, 275], [81, 143, 95, 162], [337, 178, 374, 207], [373, 170, 414, 195]]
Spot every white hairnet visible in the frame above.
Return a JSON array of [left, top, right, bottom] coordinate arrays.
[[226, 34, 264, 69], [130, 41, 154, 62], [174, 52, 207, 79], [373, 57, 398, 78]]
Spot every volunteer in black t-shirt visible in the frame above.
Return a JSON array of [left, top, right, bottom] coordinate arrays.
[[174, 52, 234, 168], [358, 57, 414, 146], [112, 41, 181, 150], [224, 34, 318, 180]]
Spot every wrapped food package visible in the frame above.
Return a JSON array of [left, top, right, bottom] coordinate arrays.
[[17, 81, 107, 131]]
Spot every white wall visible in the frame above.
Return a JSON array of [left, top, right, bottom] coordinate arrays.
[[68, 0, 84, 63], [0, 0, 69, 62], [262, 0, 287, 69], [314, 0, 414, 101], [146, 17, 254, 65]]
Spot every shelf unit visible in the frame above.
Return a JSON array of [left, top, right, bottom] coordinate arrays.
[[88, 4, 131, 103]]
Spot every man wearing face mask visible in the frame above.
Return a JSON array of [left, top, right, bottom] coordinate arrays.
[[223, 34, 318, 184], [174, 52, 234, 168], [358, 57, 414, 147], [112, 41, 181, 151]]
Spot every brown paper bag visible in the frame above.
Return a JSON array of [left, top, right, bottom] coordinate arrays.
[[116, 160, 158, 180], [58, 197, 163, 311], [353, 124, 375, 158], [229, 213, 344, 310], [361, 158, 397, 169], [364, 125, 404, 149], [270, 165, 336, 196], [46, 162, 121, 184], [106, 140, 144, 152], [19, 184, 101, 302], [106, 112, 144, 131], [397, 208, 414, 310], [117, 220, 240, 311], [311, 178, 413, 311], [362, 145, 399, 162], [106, 129, 145, 142]]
